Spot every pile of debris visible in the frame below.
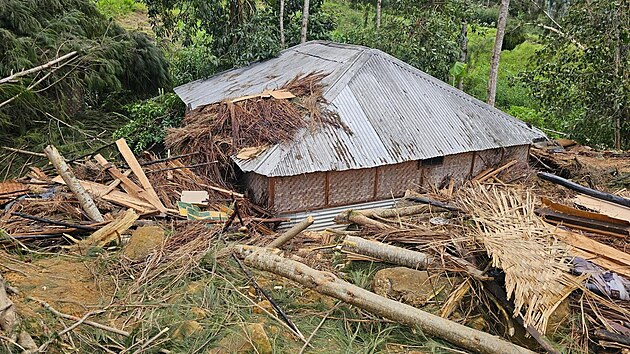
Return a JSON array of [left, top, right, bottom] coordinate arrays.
[[1, 133, 629, 352], [225, 159, 630, 353]]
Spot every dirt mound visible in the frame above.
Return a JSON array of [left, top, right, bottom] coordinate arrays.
[[2, 254, 112, 317]]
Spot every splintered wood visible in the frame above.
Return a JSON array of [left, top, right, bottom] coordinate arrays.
[[459, 186, 582, 333], [73, 209, 138, 253]]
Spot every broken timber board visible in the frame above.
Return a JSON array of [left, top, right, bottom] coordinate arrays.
[[542, 198, 630, 226], [536, 208, 630, 237], [115, 139, 167, 213], [52, 176, 155, 213], [94, 154, 143, 198], [574, 194, 630, 223], [73, 208, 138, 254]]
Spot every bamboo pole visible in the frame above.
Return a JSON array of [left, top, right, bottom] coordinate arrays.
[[233, 246, 535, 354], [44, 145, 104, 222]]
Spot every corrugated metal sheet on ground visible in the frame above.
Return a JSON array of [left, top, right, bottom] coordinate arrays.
[[174, 41, 546, 178], [277, 198, 400, 231]]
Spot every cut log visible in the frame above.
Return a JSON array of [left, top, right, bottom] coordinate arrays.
[[268, 216, 314, 248], [115, 138, 167, 213], [334, 210, 394, 230], [52, 176, 155, 213], [537, 172, 630, 208], [232, 245, 535, 354], [341, 235, 432, 269], [341, 236, 489, 280], [357, 204, 436, 218], [44, 145, 104, 222], [73, 208, 138, 253]]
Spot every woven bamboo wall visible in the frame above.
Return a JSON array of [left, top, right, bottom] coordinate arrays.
[[273, 172, 326, 212], [472, 148, 503, 176], [257, 145, 530, 213], [242, 172, 269, 207], [376, 161, 421, 199], [503, 144, 530, 168], [328, 168, 375, 206], [423, 152, 474, 189]]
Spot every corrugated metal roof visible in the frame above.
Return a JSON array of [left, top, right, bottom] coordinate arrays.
[[174, 41, 546, 177], [277, 198, 400, 231]]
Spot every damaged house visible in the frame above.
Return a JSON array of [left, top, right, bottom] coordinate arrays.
[[174, 41, 545, 222]]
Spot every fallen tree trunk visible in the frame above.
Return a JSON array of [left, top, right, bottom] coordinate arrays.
[[537, 172, 630, 208], [268, 216, 314, 248], [232, 245, 535, 354], [44, 145, 104, 222]]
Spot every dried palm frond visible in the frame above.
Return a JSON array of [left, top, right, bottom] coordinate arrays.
[[458, 184, 583, 333]]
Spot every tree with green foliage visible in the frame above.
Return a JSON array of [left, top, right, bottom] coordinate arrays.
[[143, 0, 334, 72], [526, 0, 629, 149], [336, 0, 468, 81], [0, 0, 169, 166]]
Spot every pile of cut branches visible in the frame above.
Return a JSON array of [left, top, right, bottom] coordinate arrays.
[[166, 72, 342, 184]]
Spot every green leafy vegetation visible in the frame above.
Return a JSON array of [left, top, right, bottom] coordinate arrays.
[[0, 0, 169, 174], [96, 0, 143, 18], [525, 0, 629, 149], [113, 92, 184, 153]]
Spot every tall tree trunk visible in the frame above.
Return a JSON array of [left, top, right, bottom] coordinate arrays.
[[300, 0, 310, 44], [487, 0, 510, 106], [280, 0, 285, 48], [613, 18, 622, 149], [458, 20, 468, 90], [376, 0, 382, 29]]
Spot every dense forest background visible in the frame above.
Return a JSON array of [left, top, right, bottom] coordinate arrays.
[[0, 0, 628, 177]]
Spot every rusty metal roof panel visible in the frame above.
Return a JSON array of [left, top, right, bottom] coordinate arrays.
[[175, 41, 545, 177]]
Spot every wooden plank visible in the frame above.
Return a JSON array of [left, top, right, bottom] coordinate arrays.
[[542, 198, 629, 226], [569, 248, 630, 278], [561, 230, 630, 267], [104, 170, 132, 195], [574, 194, 630, 222], [115, 139, 167, 213], [476, 160, 517, 183], [537, 208, 630, 237], [94, 154, 143, 198]]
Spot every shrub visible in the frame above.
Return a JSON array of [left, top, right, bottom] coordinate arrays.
[[113, 93, 184, 153]]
